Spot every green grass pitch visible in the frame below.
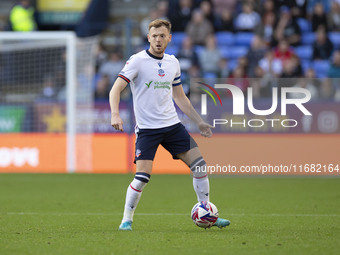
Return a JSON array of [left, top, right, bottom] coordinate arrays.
[[0, 174, 339, 255]]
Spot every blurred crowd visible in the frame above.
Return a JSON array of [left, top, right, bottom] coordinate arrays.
[[2, 0, 340, 102], [93, 0, 340, 102]]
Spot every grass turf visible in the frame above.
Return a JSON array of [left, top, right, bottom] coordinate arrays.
[[0, 174, 339, 255]]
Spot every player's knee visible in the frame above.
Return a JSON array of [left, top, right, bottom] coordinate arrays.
[[190, 157, 207, 178]]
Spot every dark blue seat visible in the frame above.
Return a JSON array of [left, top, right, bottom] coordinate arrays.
[[297, 18, 311, 33], [171, 32, 186, 46], [301, 60, 312, 72], [221, 46, 248, 59], [234, 32, 254, 47], [216, 32, 234, 46], [165, 45, 179, 55], [313, 60, 330, 78], [295, 45, 313, 60], [329, 32, 340, 48], [301, 32, 315, 45]]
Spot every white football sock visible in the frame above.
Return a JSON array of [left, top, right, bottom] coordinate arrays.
[[190, 157, 210, 202], [193, 175, 210, 202], [122, 172, 150, 223]]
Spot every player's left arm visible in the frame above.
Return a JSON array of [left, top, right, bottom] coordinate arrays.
[[172, 85, 213, 137]]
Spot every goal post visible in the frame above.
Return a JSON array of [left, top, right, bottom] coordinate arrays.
[[0, 32, 97, 173]]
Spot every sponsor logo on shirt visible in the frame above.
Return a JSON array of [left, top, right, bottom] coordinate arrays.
[[145, 81, 152, 88], [154, 81, 171, 90]]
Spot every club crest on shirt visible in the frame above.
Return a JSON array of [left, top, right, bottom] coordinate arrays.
[[158, 69, 165, 77]]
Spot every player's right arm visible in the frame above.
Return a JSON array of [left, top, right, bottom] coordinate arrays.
[[109, 77, 128, 132]]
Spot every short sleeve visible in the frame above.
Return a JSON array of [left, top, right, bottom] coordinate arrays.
[[118, 54, 138, 83], [172, 58, 182, 87]]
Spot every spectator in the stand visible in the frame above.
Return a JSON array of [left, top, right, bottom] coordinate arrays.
[[254, 12, 276, 46], [237, 56, 249, 74], [273, 6, 301, 46], [246, 35, 268, 77], [227, 66, 249, 92], [273, 0, 295, 15], [95, 42, 108, 73], [307, 0, 330, 17], [291, 0, 307, 19], [259, 50, 283, 76], [217, 58, 230, 78], [212, 0, 237, 13], [311, 2, 328, 32], [141, 1, 169, 41], [312, 27, 334, 60], [167, 0, 193, 31], [94, 74, 111, 101], [198, 35, 221, 74], [328, 50, 340, 78], [176, 37, 200, 75], [291, 68, 320, 99], [157, 0, 169, 20], [186, 9, 214, 45], [327, 1, 340, 32], [273, 0, 306, 18], [200, 0, 219, 30], [280, 54, 303, 78], [320, 78, 334, 99], [273, 39, 294, 63], [140, 9, 160, 42], [216, 8, 234, 32], [249, 66, 263, 99], [253, 65, 277, 97], [234, 2, 260, 32], [279, 54, 302, 89], [36, 74, 57, 101], [260, 0, 275, 17], [98, 51, 124, 86], [8, 0, 37, 31], [328, 50, 340, 98]]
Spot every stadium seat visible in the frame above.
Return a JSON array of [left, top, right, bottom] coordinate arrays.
[[297, 18, 311, 33], [228, 59, 238, 71], [234, 32, 254, 47], [171, 32, 186, 46], [194, 45, 205, 55], [294, 45, 313, 60], [313, 60, 330, 78], [165, 45, 179, 55], [221, 46, 248, 59], [301, 60, 312, 72], [216, 32, 234, 46], [219, 47, 229, 58], [301, 32, 315, 45], [203, 72, 217, 79], [329, 32, 340, 48]]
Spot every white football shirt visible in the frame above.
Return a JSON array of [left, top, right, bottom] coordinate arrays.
[[118, 50, 182, 129]]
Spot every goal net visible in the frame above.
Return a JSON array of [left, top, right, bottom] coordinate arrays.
[[0, 32, 98, 173]]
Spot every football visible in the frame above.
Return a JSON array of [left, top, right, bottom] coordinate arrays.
[[191, 201, 219, 228]]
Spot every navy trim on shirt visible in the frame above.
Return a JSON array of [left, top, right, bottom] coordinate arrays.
[[146, 49, 163, 60], [173, 82, 181, 86]]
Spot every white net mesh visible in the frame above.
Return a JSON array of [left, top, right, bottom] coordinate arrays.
[[0, 32, 97, 172]]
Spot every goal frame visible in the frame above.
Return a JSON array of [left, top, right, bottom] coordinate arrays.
[[0, 32, 77, 172]]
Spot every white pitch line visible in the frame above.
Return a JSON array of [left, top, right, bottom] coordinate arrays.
[[2, 212, 339, 217]]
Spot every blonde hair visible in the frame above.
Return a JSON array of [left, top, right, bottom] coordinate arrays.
[[148, 19, 171, 32]]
